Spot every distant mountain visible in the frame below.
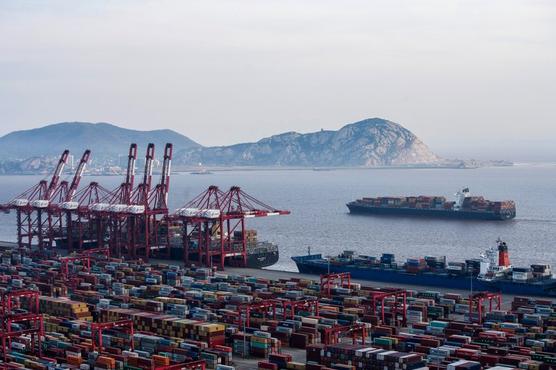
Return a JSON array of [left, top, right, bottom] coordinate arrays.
[[0, 122, 201, 161], [174, 118, 440, 167], [0, 118, 450, 173]]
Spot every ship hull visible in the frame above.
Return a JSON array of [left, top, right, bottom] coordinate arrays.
[[347, 203, 514, 221], [292, 255, 556, 297], [246, 249, 279, 269], [56, 238, 279, 269], [170, 248, 279, 269]]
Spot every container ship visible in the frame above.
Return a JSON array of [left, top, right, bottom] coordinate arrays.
[[292, 240, 556, 296], [347, 188, 516, 220], [168, 229, 279, 269], [56, 227, 279, 269]]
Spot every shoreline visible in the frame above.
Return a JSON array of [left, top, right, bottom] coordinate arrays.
[[0, 162, 518, 176]]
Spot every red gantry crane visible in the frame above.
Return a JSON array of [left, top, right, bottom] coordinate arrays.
[[48, 150, 92, 251], [322, 323, 369, 345], [104, 143, 172, 260], [175, 185, 226, 268], [2, 150, 69, 250], [63, 181, 113, 251], [63, 144, 135, 253], [90, 320, 134, 353], [30, 149, 70, 250], [61, 149, 129, 253], [320, 272, 351, 298], [175, 186, 289, 270], [143, 142, 173, 258], [103, 143, 139, 257], [469, 291, 502, 324], [123, 143, 173, 260], [0, 290, 44, 361], [364, 288, 407, 326], [119, 143, 155, 259]]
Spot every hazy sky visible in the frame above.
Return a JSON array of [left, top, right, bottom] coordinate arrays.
[[1, 0, 555, 160]]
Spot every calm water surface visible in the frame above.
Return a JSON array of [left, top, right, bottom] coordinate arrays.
[[1, 164, 555, 272]]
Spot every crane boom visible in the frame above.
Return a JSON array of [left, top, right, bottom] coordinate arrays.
[[142, 143, 155, 193], [66, 150, 91, 202], [47, 150, 70, 199], [126, 143, 138, 190], [159, 143, 173, 204]]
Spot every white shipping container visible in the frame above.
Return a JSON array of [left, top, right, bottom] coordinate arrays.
[[301, 317, 319, 325], [11, 342, 26, 351], [11, 279, 23, 288], [512, 272, 531, 280]]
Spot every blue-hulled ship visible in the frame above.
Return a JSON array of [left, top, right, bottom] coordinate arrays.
[[292, 240, 556, 297]]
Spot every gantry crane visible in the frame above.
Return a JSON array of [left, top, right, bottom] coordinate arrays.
[[176, 185, 289, 269], [50, 150, 91, 251], [124, 143, 155, 259], [143, 142, 173, 258], [0, 290, 43, 361], [469, 291, 502, 324], [106, 143, 172, 260], [2, 150, 69, 250], [31, 150, 70, 250], [103, 143, 139, 257]]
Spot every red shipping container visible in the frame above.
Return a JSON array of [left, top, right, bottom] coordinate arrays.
[[257, 362, 278, 370]]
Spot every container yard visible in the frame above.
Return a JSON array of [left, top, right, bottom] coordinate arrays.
[[0, 247, 556, 369], [0, 144, 555, 369]]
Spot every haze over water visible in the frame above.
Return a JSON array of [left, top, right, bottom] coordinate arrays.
[[1, 164, 555, 272]]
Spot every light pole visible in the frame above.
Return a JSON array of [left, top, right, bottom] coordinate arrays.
[[242, 315, 247, 359], [470, 270, 473, 296], [325, 255, 332, 275]]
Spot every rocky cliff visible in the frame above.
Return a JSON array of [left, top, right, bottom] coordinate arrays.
[[0, 118, 444, 173]]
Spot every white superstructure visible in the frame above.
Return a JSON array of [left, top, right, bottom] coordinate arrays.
[[454, 188, 470, 210], [478, 240, 512, 281]]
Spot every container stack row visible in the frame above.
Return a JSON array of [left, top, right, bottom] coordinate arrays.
[[2, 247, 556, 369]]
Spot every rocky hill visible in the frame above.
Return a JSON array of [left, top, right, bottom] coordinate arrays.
[[174, 118, 440, 167], [0, 118, 445, 173]]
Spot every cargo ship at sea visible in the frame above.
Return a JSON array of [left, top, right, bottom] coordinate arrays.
[[293, 240, 556, 296], [347, 188, 516, 220]]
